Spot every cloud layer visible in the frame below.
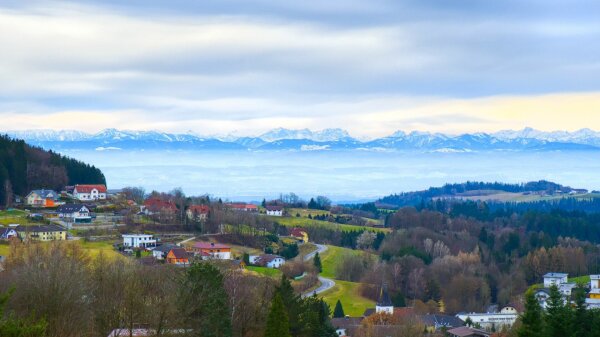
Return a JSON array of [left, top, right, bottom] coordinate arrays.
[[1, 1, 600, 137]]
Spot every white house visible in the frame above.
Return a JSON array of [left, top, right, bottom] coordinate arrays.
[[544, 273, 569, 287], [0, 226, 18, 240], [122, 234, 157, 249], [456, 306, 519, 331], [56, 204, 92, 223], [537, 272, 576, 308], [265, 205, 284, 216], [73, 184, 107, 201], [250, 254, 286, 268]]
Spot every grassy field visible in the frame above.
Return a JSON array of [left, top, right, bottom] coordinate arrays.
[[77, 240, 123, 260], [288, 208, 331, 218], [0, 209, 31, 226], [320, 245, 368, 279], [247, 266, 282, 278], [0, 243, 10, 256], [321, 280, 374, 317], [316, 245, 376, 316], [269, 216, 389, 233]]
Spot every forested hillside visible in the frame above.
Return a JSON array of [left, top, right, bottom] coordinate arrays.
[[378, 180, 575, 207], [0, 135, 105, 207]]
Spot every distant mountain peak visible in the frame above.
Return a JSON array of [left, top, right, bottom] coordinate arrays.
[[258, 127, 352, 142]]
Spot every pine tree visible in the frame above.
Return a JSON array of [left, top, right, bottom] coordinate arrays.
[[277, 275, 302, 336], [264, 294, 291, 337], [544, 284, 570, 337], [314, 252, 322, 273], [517, 289, 544, 337], [261, 198, 267, 207], [333, 300, 345, 318], [179, 263, 232, 337], [573, 283, 590, 337]]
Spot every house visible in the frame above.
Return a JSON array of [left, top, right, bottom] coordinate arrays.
[[16, 224, 67, 242], [265, 205, 284, 216], [189, 242, 231, 260], [537, 272, 576, 308], [73, 184, 107, 201], [0, 226, 18, 240], [586, 275, 600, 308], [331, 317, 363, 337], [166, 248, 190, 265], [289, 227, 309, 243], [107, 329, 187, 337], [447, 326, 491, 337], [25, 189, 59, 207], [250, 254, 285, 268], [122, 234, 157, 249], [56, 204, 92, 223], [142, 198, 177, 215], [544, 272, 568, 287], [152, 244, 178, 260], [186, 205, 210, 221], [226, 203, 258, 212], [456, 306, 518, 331], [419, 314, 464, 333]]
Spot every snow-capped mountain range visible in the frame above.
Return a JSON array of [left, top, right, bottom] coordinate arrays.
[[4, 127, 600, 152]]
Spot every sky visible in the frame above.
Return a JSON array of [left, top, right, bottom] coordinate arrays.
[[1, 0, 600, 138]]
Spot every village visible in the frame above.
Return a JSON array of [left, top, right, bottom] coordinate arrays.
[[2, 183, 600, 337]]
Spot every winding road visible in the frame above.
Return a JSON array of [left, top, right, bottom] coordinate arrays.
[[302, 244, 336, 297]]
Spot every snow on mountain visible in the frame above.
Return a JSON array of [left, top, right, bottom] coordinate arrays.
[[258, 128, 352, 142], [3, 127, 600, 152]]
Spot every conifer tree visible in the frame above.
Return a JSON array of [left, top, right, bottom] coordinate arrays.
[[277, 275, 302, 336], [544, 284, 570, 337], [179, 263, 232, 337], [314, 252, 322, 273], [333, 300, 345, 318], [573, 283, 589, 337], [264, 294, 291, 337], [517, 289, 544, 337]]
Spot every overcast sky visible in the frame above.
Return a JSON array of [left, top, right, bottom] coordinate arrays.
[[1, 0, 600, 137]]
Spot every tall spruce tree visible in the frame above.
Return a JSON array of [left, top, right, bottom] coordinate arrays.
[[544, 284, 571, 337], [178, 263, 232, 337], [314, 252, 322, 273], [573, 283, 590, 337], [264, 294, 291, 337], [518, 289, 544, 337], [333, 300, 345, 318], [277, 275, 302, 336]]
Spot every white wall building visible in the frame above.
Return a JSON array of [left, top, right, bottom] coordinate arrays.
[[250, 254, 286, 268], [586, 275, 600, 308], [265, 206, 284, 216], [73, 184, 107, 201], [457, 306, 519, 331], [122, 234, 157, 249], [544, 273, 569, 287]]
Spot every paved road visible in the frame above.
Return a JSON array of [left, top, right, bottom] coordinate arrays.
[[303, 243, 328, 261], [302, 244, 336, 297]]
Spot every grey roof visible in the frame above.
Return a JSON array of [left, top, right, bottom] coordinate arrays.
[[29, 189, 58, 199], [154, 244, 178, 253], [544, 272, 568, 278], [16, 224, 64, 233], [57, 204, 88, 213], [377, 283, 393, 307], [419, 314, 464, 329]]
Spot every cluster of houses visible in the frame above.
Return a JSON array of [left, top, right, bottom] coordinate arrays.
[[333, 284, 517, 337], [0, 224, 67, 242], [24, 184, 108, 208], [121, 234, 287, 269], [535, 272, 600, 309]]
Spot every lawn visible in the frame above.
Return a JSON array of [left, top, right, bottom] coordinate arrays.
[[321, 280, 374, 317], [0, 243, 10, 256], [270, 216, 389, 233], [320, 245, 368, 279], [78, 240, 123, 260], [247, 266, 282, 278]]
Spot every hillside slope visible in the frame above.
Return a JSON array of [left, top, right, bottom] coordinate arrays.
[[0, 135, 105, 206]]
